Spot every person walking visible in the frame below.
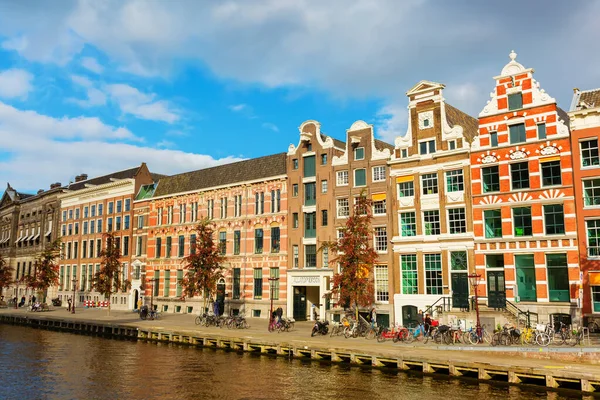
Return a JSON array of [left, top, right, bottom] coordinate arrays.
[[67, 297, 72, 312], [32, 295, 36, 304], [370, 307, 377, 329], [275, 307, 283, 324], [417, 309, 424, 337], [137, 298, 143, 312]]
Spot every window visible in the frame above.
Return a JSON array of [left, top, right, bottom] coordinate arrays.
[[490, 131, 498, 147], [375, 265, 389, 302], [401, 254, 418, 294], [232, 231, 240, 255], [153, 271, 160, 297], [370, 166, 386, 183], [354, 147, 364, 160], [74, 223, 79, 235], [98, 204, 103, 216], [536, 123, 547, 139], [509, 123, 526, 144], [253, 269, 263, 299], [322, 247, 329, 268], [270, 268, 280, 300], [305, 245, 316, 268], [167, 206, 173, 224], [354, 169, 366, 187], [155, 237, 162, 258], [508, 93, 523, 110], [581, 139, 600, 167], [401, 149, 408, 158], [484, 209, 502, 238], [337, 170, 349, 186], [84, 207, 89, 219], [513, 207, 532, 236], [136, 236, 142, 256], [304, 212, 316, 238], [121, 236, 128, 256], [75, 208, 80, 219], [544, 204, 565, 235], [62, 225, 66, 236], [448, 208, 466, 234], [166, 236, 172, 258], [190, 234, 196, 255], [107, 218, 113, 232], [115, 200, 122, 213], [321, 180, 328, 194], [321, 153, 327, 165], [175, 270, 183, 297], [207, 200, 214, 219], [582, 179, 600, 207], [254, 228, 263, 254], [303, 155, 316, 177], [271, 189, 281, 213], [321, 210, 328, 226], [425, 254, 443, 295], [293, 245, 299, 268], [97, 219, 102, 233], [232, 268, 241, 300], [157, 208, 163, 225], [587, 220, 600, 257], [451, 251, 468, 271], [192, 201, 199, 221], [397, 180, 414, 197], [83, 221, 88, 235], [304, 183, 316, 206], [116, 216, 121, 231], [482, 166, 500, 192], [400, 212, 416, 237], [82, 242, 87, 258], [62, 211, 67, 222], [69, 209, 73, 220], [511, 162, 530, 189], [444, 169, 464, 192], [292, 158, 298, 169], [124, 198, 131, 212], [96, 239, 102, 257], [293, 213, 299, 228], [546, 254, 569, 302], [448, 140, 456, 150], [593, 287, 600, 313], [419, 140, 436, 155], [541, 161, 561, 186], [254, 192, 264, 215], [220, 197, 227, 219], [108, 202, 114, 214], [124, 216, 130, 230], [374, 227, 387, 252], [421, 173, 438, 195], [219, 231, 226, 255], [373, 199, 386, 215], [292, 184, 298, 197], [337, 198, 349, 217], [271, 227, 280, 253], [423, 210, 440, 235]]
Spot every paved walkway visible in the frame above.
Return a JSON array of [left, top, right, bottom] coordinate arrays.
[[2, 307, 600, 380]]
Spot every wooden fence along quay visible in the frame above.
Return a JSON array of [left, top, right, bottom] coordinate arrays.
[[1, 312, 599, 394]]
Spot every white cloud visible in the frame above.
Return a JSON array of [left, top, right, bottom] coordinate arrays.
[[105, 83, 179, 123], [156, 140, 175, 148], [81, 56, 103, 74], [67, 75, 107, 107], [229, 104, 247, 112], [375, 103, 407, 144], [0, 101, 244, 191], [262, 122, 279, 132], [0, 69, 34, 99], [71, 74, 93, 88]]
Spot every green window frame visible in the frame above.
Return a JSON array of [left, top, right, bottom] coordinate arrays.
[[583, 179, 600, 206], [164, 270, 170, 297], [304, 182, 316, 206], [153, 270, 159, 297], [304, 213, 316, 238], [509, 123, 526, 144], [305, 245, 316, 268], [400, 212, 416, 237], [233, 231, 240, 255], [219, 231, 227, 255], [484, 209, 502, 238], [354, 169, 366, 187], [586, 220, 600, 257], [581, 139, 599, 167], [446, 169, 464, 192], [425, 254, 442, 295], [510, 162, 530, 189], [451, 251, 467, 271], [544, 204, 565, 235], [482, 166, 500, 192], [401, 254, 418, 294], [270, 268, 280, 300], [537, 123, 546, 139], [254, 229, 263, 254], [397, 181, 414, 197], [513, 207, 532, 236], [233, 268, 241, 299], [541, 161, 562, 186], [178, 235, 185, 257], [176, 270, 183, 297], [303, 155, 316, 177], [592, 286, 600, 313], [253, 268, 263, 299], [508, 93, 523, 111], [166, 236, 172, 258], [546, 254, 569, 302]]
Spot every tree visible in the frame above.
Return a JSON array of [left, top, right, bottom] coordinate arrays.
[[180, 219, 225, 314], [0, 253, 14, 298], [92, 232, 130, 316], [321, 194, 378, 321], [23, 238, 61, 303]]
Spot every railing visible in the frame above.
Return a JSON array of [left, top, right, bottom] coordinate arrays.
[[423, 295, 452, 318], [505, 300, 538, 328]]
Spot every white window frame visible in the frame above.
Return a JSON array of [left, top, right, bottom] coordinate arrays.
[[581, 138, 600, 169], [423, 210, 441, 236], [445, 169, 464, 193], [373, 199, 386, 215], [337, 170, 349, 186], [583, 178, 600, 208], [337, 198, 349, 218], [374, 226, 387, 252], [321, 180, 328, 194], [372, 165, 386, 182], [374, 265, 389, 303], [448, 139, 457, 150], [421, 173, 438, 195], [418, 139, 436, 155], [354, 147, 365, 160]]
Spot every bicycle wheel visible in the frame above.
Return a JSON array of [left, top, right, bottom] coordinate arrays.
[[482, 331, 492, 344], [376, 329, 387, 343], [536, 333, 551, 347], [491, 333, 500, 347], [195, 316, 201, 325], [589, 322, 599, 333], [366, 328, 376, 340], [443, 332, 452, 345], [468, 332, 479, 345], [499, 333, 511, 346], [565, 332, 578, 347], [344, 328, 353, 339]]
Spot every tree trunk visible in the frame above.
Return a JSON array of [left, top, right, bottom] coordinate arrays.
[[107, 295, 111, 316]]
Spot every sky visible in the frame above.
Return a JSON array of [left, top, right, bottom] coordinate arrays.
[[0, 0, 599, 193]]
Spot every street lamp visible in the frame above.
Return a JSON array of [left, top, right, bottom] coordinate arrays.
[[268, 277, 280, 330], [468, 273, 482, 339], [71, 277, 77, 314]]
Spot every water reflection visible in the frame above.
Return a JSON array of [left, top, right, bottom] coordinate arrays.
[[0, 325, 587, 400]]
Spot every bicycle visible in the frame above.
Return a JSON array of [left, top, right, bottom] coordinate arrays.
[[464, 325, 491, 345], [534, 323, 551, 347]]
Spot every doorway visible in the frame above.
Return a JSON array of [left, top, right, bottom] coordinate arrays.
[[402, 305, 418, 328], [487, 271, 506, 309], [293, 286, 307, 321], [216, 279, 225, 316], [451, 273, 469, 310], [133, 289, 139, 310], [515, 255, 537, 302]]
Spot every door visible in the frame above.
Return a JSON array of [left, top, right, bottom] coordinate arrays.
[[293, 286, 307, 321], [133, 290, 139, 310], [402, 305, 418, 328], [515, 255, 537, 302], [216, 280, 225, 316], [451, 273, 469, 310], [487, 271, 506, 309]]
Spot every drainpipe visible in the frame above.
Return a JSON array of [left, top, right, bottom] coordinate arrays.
[[242, 185, 249, 317]]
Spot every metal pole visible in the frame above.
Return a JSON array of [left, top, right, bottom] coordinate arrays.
[[72, 277, 77, 314]]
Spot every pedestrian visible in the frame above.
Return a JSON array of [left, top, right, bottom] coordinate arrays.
[[424, 313, 432, 336], [312, 304, 318, 321], [275, 307, 283, 324], [67, 297, 72, 312], [137, 298, 143, 312], [28, 295, 32, 305], [213, 300, 219, 317], [417, 309, 424, 337], [19, 296, 26, 307], [370, 307, 377, 329], [32, 295, 36, 304]]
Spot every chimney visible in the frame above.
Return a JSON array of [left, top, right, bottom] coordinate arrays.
[[573, 88, 580, 94], [74, 174, 88, 182], [50, 182, 62, 189], [37, 189, 44, 195]]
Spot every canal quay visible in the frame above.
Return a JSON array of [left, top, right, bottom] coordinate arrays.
[[1, 308, 599, 394]]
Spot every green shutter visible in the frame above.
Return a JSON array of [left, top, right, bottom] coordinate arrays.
[[303, 155, 316, 177], [354, 169, 366, 186], [508, 93, 523, 110]]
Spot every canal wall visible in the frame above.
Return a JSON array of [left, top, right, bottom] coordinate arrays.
[[1, 313, 599, 394]]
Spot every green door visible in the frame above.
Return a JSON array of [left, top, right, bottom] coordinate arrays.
[[451, 273, 469, 309], [402, 305, 418, 328], [487, 271, 506, 309], [516, 255, 537, 302], [293, 287, 307, 321]]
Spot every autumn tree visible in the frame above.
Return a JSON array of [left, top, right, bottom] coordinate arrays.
[[23, 238, 61, 303], [180, 219, 225, 314], [92, 232, 130, 315], [0, 253, 14, 299], [321, 194, 378, 321]]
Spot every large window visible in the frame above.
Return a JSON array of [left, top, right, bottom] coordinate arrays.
[[586, 220, 600, 257], [482, 166, 500, 192], [271, 227, 280, 253], [373, 166, 386, 182], [176, 270, 183, 297], [254, 228, 263, 254], [446, 169, 464, 192], [354, 169, 366, 187], [166, 236, 172, 258], [425, 254, 443, 295], [484, 209, 502, 238], [423, 210, 440, 235], [375, 265, 389, 302], [508, 93, 523, 111], [397, 180, 414, 197], [373, 199, 386, 215], [400, 212, 416, 237], [511, 162, 530, 189], [541, 161, 562, 186], [544, 204, 565, 235], [304, 182, 316, 206], [581, 138, 599, 167], [219, 231, 227, 255], [509, 123, 526, 144], [448, 208, 466, 234], [337, 198, 349, 217], [304, 213, 316, 238], [303, 155, 316, 177], [164, 270, 170, 297], [253, 269, 263, 299], [337, 170, 349, 186], [190, 234, 196, 255], [401, 254, 418, 294], [305, 245, 316, 268], [546, 254, 569, 302], [233, 230, 240, 255], [584, 179, 600, 206], [592, 287, 600, 313], [233, 268, 241, 299], [374, 227, 387, 252], [419, 139, 436, 155], [513, 207, 532, 236], [270, 268, 280, 300], [421, 173, 438, 195]]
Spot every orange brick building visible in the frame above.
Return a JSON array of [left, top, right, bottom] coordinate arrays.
[[471, 51, 579, 324]]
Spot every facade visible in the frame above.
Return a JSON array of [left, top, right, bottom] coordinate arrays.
[[568, 88, 600, 321], [471, 52, 578, 323], [389, 81, 478, 326], [141, 154, 287, 318], [56, 164, 158, 310]]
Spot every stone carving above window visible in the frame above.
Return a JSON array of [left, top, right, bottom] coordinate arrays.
[[507, 147, 529, 160], [418, 111, 434, 130], [476, 151, 498, 164]]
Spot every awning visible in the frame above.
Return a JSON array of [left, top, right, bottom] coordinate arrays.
[[395, 176, 414, 184], [32, 233, 40, 241], [540, 156, 560, 163], [371, 193, 386, 201], [45, 228, 52, 236], [590, 272, 600, 286], [16, 235, 24, 243]]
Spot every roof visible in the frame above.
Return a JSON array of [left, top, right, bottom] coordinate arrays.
[[320, 133, 345, 149], [556, 107, 570, 128], [374, 139, 394, 151], [445, 103, 478, 142], [67, 166, 141, 191], [136, 183, 157, 200], [570, 88, 600, 112], [153, 153, 287, 198]]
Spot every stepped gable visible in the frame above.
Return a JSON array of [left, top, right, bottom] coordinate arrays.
[[445, 103, 478, 143], [153, 153, 287, 197]]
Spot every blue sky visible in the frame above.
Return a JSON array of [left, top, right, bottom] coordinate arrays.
[[0, 0, 599, 193]]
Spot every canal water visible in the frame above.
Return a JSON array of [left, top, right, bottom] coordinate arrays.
[[0, 325, 586, 400]]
